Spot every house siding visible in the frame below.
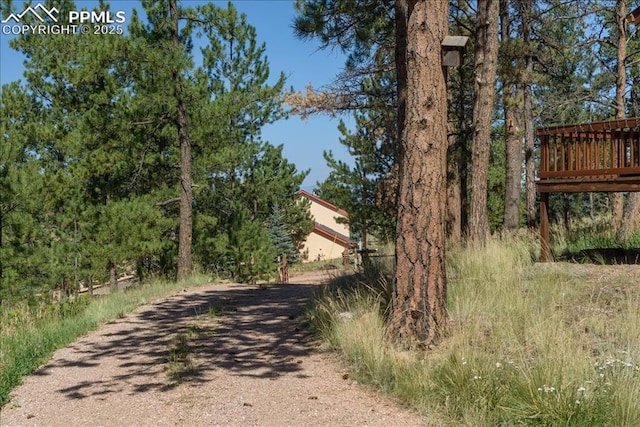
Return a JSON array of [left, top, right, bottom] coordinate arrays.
[[296, 191, 353, 263], [301, 231, 349, 262]]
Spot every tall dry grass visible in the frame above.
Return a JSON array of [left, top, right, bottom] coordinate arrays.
[[308, 234, 640, 426]]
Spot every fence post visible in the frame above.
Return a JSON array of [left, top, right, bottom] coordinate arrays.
[[540, 193, 551, 262], [280, 253, 289, 283]]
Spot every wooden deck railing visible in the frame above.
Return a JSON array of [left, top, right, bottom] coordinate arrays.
[[536, 118, 640, 262], [538, 118, 640, 180]]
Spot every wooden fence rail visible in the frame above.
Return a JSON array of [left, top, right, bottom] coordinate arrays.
[[536, 118, 640, 261], [538, 125, 640, 180]]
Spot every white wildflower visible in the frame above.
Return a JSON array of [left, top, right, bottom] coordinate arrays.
[[538, 384, 556, 393]]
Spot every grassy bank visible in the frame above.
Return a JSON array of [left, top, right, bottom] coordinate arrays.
[[308, 235, 640, 426], [0, 274, 211, 407], [551, 215, 640, 263]]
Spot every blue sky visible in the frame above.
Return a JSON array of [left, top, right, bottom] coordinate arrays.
[[0, 0, 354, 191]]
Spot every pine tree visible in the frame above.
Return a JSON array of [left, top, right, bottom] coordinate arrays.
[[293, 1, 399, 244], [227, 206, 276, 284], [1, 0, 189, 292], [192, 2, 311, 279], [0, 84, 47, 301], [267, 206, 299, 264], [390, 0, 449, 347], [127, 0, 199, 280], [315, 84, 397, 244]]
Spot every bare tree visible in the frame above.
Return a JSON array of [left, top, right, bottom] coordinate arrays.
[[390, 0, 448, 347]]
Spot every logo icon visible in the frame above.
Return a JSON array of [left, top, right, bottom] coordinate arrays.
[[2, 3, 59, 24]]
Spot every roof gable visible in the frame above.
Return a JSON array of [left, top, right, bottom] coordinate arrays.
[[295, 190, 349, 218], [628, 6, 640, 24]]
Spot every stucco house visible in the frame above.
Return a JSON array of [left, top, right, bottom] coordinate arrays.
[[295, 190, 354, 263]]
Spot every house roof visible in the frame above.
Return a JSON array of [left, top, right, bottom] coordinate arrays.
[[295, 190, 349, 218], [312, 223, 355, 248], [628, 6, 640, 24]]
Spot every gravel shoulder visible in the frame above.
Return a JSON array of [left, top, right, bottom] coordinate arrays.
[[0, 271, 428, 427]]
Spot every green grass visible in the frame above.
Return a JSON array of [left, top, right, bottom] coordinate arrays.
[[288, 258, 353, 275], [551, 215, 640, 262], [308, 234, 640, 426], [165, 333, 194, 386], [0, 273, 211, 407]]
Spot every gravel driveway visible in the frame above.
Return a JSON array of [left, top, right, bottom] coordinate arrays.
[[0, 271, 428, 426]]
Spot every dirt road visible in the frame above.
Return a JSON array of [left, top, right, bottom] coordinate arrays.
[[0, 271, 427, 427]]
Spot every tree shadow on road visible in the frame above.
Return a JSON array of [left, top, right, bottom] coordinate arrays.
[[44, 281, 325, 400]]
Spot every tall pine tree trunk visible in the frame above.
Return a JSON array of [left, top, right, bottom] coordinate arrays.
[[618, 193, 640, 241], [457, 65, 471, 236], [501, 0, 522, 231], [108, 260, 117, 292], [611, 0, 627, 233], [521, 0, 536, 228], [470, 0, 500, 242], [447, 127, 462, 245], [611, 193, 624, 230], [395, 0, 408, 152], [391, 0, 448, 348], [503, 96, 522, 230], [524, 83, 535, 227], [171, 0, 193, 280], [0, 212, 3, 295], [446, 74, 462, 245], [387, 0, 408, 227], [613, 0, 640, 241]]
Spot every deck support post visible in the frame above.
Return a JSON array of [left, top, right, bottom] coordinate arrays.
[[540, 192, 551, 262]]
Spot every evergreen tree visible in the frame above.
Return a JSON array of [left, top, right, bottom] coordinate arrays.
[[267, 206, 299, 264], [294, 1, 398, 243], [0, 84, 47, 301], [316, 114, 396, 244], [227, 206, 276, 284], [469, 0, 500, 243], [127, 0, 199, 280], [192, 2, 311, 279], [281, 195, 314, 255], [0, 0, 309, 297], [390, 0, 449, 347]]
